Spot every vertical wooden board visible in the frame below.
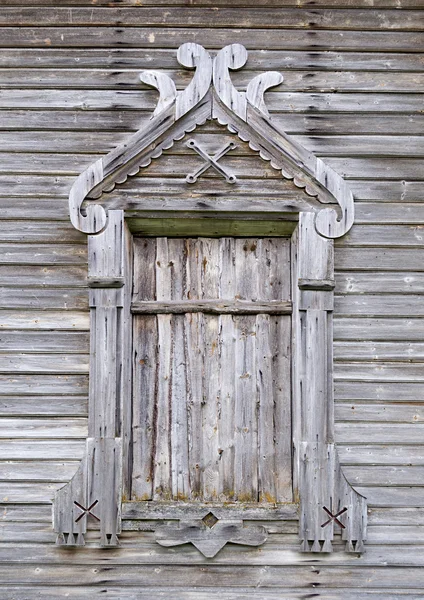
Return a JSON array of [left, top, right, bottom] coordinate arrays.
[[170, 314, 190, 500], [258, 238, 291, 301], [256, 313, 276, 503], [200, 237, 220, 301], [234, 315, 258, 502], [153, 313, 172, 501], [273, 315, 293, 503], [235, 238, 259, 301], [217, 239, 236, 500], [183, 311, 204, 500], [197, 238, 220, 500], [132, 237, 156, 302], [202, 313, 220, 501], [131, 315, 157, 501], [217, 314, 236, 500], [185, 237, 201, 301], [167, 238, 186, 301]]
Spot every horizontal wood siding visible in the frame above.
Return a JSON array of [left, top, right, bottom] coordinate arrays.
[[0, 1, 423, 597]]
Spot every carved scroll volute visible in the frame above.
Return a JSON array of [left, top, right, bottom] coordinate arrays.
[[213, 44, 248, 120], [176, 42, 213, 119]]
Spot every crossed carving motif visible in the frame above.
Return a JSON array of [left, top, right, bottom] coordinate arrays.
[[185, 138, 237, 184], [74, 499, 100, 523], [321, 505, 347, 530]]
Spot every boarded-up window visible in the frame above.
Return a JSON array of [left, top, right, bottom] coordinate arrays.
[[130, 237, 292, 505]]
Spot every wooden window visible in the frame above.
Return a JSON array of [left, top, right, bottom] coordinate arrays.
[[130, 237, 292, 505]]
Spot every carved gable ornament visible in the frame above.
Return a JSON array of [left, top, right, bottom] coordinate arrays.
[[54, 44, 367, 556]]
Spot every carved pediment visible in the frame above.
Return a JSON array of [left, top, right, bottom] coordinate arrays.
[[70, 43, 354, 240]]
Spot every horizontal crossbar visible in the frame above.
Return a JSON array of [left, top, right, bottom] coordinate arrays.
[[131, 300, 292, 315]]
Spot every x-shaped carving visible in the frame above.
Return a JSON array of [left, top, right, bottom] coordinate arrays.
[[186, 139, 237, 184], [321, 506, 347, 529], [74, 500, 100, 523]]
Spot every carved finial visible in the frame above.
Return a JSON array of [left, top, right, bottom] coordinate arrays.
[[213, 43, 248, 120], [246, 71, 284, 117], [176, 43, 213, 119], [139, 71, 177, 117]]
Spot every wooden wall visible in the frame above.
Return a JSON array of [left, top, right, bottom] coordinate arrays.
[[0, 1, 423, 598]]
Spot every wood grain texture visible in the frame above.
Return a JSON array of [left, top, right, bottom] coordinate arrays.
[[131, 237, 292, 504], [1, 0, 423, 593]]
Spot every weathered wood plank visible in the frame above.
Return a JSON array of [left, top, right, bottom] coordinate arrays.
[[3, 0, 423, 7], [2, 111, 422, 135], [0, 586, 423, 600], [0, 395, 87, 416], [0, 311, 89, 330], [344, 466, 424, 487], [0, 353, 88, 374], [338, 445, 424, 466], [0, 417, 87, 438], [0, 460, 80, 482], [2, 562, 424, 587], [1, 8, 422, 29], [0, 482, 63, 503], [335, 248, 424, 271], [335, 295, 424, 317], [334, 318, 424, 341], [0, 288, 88, 310], [0, 27, 420, 51], [1, 90, 421, 112], [335, 341, 424, 361], [336, 272, 424, 294], [335, 422, 424, 444], [2, 70, 424, 95], [335, 403, 424, 423], [0, 439, 84, 460], [0, 331, 88, 353], [1, 48, 423, 72], [335, 362, 424, 382], [0, 244, 86, 265], [132, 300, 292, 315], [336, 381, 424, 401], [0, 375, 88, 395]]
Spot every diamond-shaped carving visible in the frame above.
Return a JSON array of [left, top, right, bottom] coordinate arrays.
[[202, 512, 219, 529]]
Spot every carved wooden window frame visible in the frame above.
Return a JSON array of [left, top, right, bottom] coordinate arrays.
[[53, 44, 367, 554]]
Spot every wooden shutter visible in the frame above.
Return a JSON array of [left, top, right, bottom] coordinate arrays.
[[130, 237, 292, 505]]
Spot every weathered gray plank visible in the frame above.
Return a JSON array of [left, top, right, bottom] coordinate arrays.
[[0, 460, 79, 481], [344, 466, 424, 487], [1, 48, 423, 72], [0, 375, 88, 395], [336, 403, 424, 422], [0, 439, 84, 460], [335, 341, 424, 361], [336, 272, 424, 294], [1, 90, 421, 112], [0, 417, 87, 438], [0, 311, 89, 330], [335, 295, 424, 317], [2, 69, 424, 95], [1, 8, 422, 29], [2, 111, 422, 135], [2, 562, 424, 588], [335, 422, 424, 444], [0, 331, 89, 353], [338, 445, 424, 466], [0, 27, 420, 51], [0, 395, 87, 416], [336, 381, 424, 401], [0, 288, 88, 310], [0, 354, 88, 374], [334, 318, 424, 341]]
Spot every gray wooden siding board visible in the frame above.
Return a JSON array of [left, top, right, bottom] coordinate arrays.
[[0, 8, 422, 29]]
